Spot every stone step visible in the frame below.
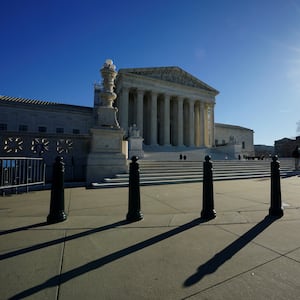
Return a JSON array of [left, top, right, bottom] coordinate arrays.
[[113, 170, 276, 179], [92, 173, 275, 188], [138, 160, 293, 172], [105, 171, 270, 182], [138, 160, 293, 166], [105, 167, 294, 182], [91, 158, 295, 188], [141, 167, 293, 172]]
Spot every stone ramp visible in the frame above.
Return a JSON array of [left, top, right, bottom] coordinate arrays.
[[92, 159, 295, 188]]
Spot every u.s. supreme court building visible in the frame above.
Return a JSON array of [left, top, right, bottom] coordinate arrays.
[[0, 62, 254, 182], [114, 67, 216, 148]]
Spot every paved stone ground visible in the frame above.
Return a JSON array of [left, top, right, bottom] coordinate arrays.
[[1, 177, 300, 299]]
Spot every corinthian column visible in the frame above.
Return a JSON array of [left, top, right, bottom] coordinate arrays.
[[120, 87, 129, 132], [164, 94, 170, 145], [210, 103, 215, 147], [200, 102, 206, 146], [150, 91, 158, 145], [177, 97, 184, 147], [136, 89, 144, 137], [204, 103, 209, 146], [189, 99, 195, 147]]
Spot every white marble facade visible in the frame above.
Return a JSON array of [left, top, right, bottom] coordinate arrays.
[[113, 67, 219, 148]]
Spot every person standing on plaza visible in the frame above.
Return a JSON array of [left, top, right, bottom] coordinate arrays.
[[292, 145, 300, 170]]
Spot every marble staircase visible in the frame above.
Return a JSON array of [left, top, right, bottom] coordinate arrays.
[[91, 158, 296, 188]]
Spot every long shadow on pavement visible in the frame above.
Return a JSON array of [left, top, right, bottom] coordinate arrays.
[[0, 220, 128, 260], [281, 171, 300, 179], [0, 222, 48, 236], [184, 215, 277, 287], [8, 218, 204, 300]]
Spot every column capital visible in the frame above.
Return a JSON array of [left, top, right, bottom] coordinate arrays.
[[136, 89, 144, 96], [177, 96, 184, 102], [122, 86, 130, 91], [201, 101, 212, 110], [204, 102, 213, 109]]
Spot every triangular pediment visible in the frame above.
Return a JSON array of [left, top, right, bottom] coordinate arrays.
[[119, 67, 218, 94]]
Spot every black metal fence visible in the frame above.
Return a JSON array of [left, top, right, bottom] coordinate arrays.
[[0, 157, 46, 194]]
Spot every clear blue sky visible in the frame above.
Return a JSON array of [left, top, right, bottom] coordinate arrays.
[[1, 0, 300, 146]]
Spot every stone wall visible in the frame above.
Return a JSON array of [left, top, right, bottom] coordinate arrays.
[[215, 123, 254, 157], [0, 97, 93, 135], [0, 96, 94, 182], [0, 132, 90, 182]]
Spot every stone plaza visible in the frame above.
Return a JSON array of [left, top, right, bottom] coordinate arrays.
[[1, 177, 300, 299]]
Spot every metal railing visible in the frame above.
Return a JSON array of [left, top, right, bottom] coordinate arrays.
[[0, 157, 46, 194]]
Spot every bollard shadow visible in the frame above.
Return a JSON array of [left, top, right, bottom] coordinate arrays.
[[0, 222, 48, 236], [0, 220, 128, 260], [281, 171, 300, 179], [184, 216, 277, 287], [8, 218, 204, 299]]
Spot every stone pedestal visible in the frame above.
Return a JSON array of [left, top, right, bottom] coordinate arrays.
[[86, 59, 128, 185], [86, 128, 127, 185], [128, 136, 144, 159], [128, 124, 144, 159], [97, 106, 119, 128]]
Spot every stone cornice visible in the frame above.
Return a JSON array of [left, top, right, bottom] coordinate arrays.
[[0, 95, 93, 115], [0, 131, 91, 139], [215, 123, 254, 132]]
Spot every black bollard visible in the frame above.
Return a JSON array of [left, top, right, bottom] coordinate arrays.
[[269, 155, 284, 217], [201, 155, 216, 220], [47, 156, 67, 224], [126, 156, 143, 222]]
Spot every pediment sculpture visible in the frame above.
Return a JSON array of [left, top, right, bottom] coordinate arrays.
[[120, 67, 218, 93]]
